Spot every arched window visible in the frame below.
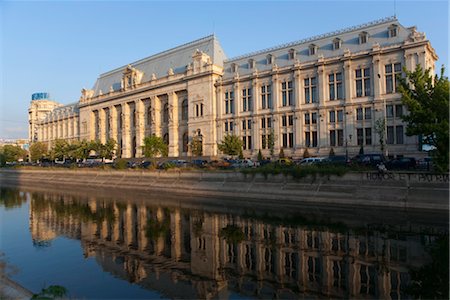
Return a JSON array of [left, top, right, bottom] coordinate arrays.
[[182, 99, 188, 121], [163, 133, 169, 145], [163, 103, 169, 123], [182, 132, 189, 153]]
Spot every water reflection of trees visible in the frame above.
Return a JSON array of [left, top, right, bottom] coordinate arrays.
[[0, 188, 27, 209]]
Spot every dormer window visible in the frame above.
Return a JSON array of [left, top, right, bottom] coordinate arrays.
[[288, 49, 296, 60], [388, 24, 398, 38], [309, 44, 317, 56], [333, 38, 342, 50], [248, 59, 255, 69], [231, 63, 238, 73], [266, 54, 273, 65], [359, 31, 369, 44]]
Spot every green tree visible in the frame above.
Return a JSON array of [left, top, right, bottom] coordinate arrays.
[[329, 147, 335, 157], [359, 145, 365, 155], [374, 118, 386, 153], [143, 135, 168, 158], [302, 148, 310, 158], [51, 139, 69, 160], [217, 134, 242, 157], [103, 139, 117, 159], [257, 149, 263, 162], [398, 65, 449, 172], [190, 137, 203, 156], [1, 145, 27, 162], [29, 142, 48, 162]]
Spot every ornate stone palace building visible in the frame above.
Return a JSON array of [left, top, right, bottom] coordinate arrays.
[[28, 17, 437, 158]]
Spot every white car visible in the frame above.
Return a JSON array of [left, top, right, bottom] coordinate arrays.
[[298, 157, 325, 165]]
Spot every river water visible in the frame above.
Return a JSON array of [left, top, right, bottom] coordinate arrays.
[[0, 186, 448, 299]]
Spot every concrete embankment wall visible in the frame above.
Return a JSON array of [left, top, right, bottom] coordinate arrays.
[[0, 169, 448, 210]]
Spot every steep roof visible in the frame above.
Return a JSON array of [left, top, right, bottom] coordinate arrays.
[[92, 35, 226, 96]]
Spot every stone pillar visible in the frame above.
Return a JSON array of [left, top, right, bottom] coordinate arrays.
[[272, 74, 279, 110], [168, 92, 179, 156], [343, 59, 352, 104], [170, 209, 181, 261], [135, 100, 145, 157], [138, 205, 148, 251], [109, 106, 118, 143], [317, 64, 326, 105], [152, 96, 161, 137], [98, 108, 106, 144], [90, 111, 96, 141], [372, 54, 382, 100], [121, 103, 131, 158], [252, 80, 260, 151]]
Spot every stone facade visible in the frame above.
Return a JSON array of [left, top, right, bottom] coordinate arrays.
[[28, 17, 438, 158]]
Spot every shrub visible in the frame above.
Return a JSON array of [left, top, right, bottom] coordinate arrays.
[[114, 158, 127, 169]]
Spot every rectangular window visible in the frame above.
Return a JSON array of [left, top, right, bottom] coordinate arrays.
[[288, 115, 293, 126], [248, 136, 252, 150], [261, 118, 266, 129], [305, 77, 317, 103], [281, 81, 294, 106], [312, 131, 318, 147], [261, 84, 272, 109], [225, 91, 234, 114], [386, 105, 394, 118], [329, 72, 343, 100], [305, 132, 311, 147], [395, 105, 403, 118], [267, 117, 272, 128], [387, 126, 394, 144], [289, 132, 294, 148], [364, 107, 371, 120], [282, 133, 288, 148], [357, 128, 364, 146], [396, 126, 404, 144], [248, 119, 252, 130], [282, 115, 287, 127], [365, 128, 372, 145], [242, 136, 247, 150], [329, 111, 336, 123], [242, 120, 246, 130], [356, 68, 371, 97], [304, 113, 310, 125], [356, 108, 363, 120], [385, 63, 402, 93], [337, 110, 344, 122], [330, 130, 336, 146], [337, 129, 344, 146], [242, 88, 252, 112], [225, 122, 228, 132], [261, 135, 267, 149], [311, 112, 317, 124]]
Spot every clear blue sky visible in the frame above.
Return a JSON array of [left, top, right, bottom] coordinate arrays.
[[1, 0, 448, 139]]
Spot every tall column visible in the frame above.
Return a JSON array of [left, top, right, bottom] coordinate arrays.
[[252, 79, 260, 151], [170, 209, 181, 261], [168, 92, 179, 157], [138, 206, 148, 251], [272, 74, 280, 152], [90, 111, 96, 141], [121, 103, 131, 158], [343, 59, 353, 104], [98, 108, 106, 143], [135, 100, 145, 157], [372, 54, 382, 100], [151, 96, 161, 137], [109, 106, 118, 143]]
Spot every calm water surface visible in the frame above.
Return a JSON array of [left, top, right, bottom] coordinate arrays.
[[0, 187, 448, 299]]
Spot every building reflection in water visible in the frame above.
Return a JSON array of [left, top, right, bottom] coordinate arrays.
[[28, 191, 439, 299]]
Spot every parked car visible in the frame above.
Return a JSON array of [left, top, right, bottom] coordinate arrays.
[[321, 155, 349, 165], [417, 157, 434, 171], [277, 158, 293, 166], [351, 154, 387, 167], [297, 157, 325, 165], [209, 160, 231, 169], [387, 157, 417, 170], [191, 159, 208, 168]]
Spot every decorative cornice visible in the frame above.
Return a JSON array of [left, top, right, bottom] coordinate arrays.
[[224, 16, 397, 63]]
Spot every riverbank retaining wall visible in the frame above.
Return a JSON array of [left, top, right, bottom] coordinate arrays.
[[0, 169, 448, 210]]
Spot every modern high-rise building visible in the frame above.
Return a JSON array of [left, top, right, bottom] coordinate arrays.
[[28, 17, 437, 159]]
